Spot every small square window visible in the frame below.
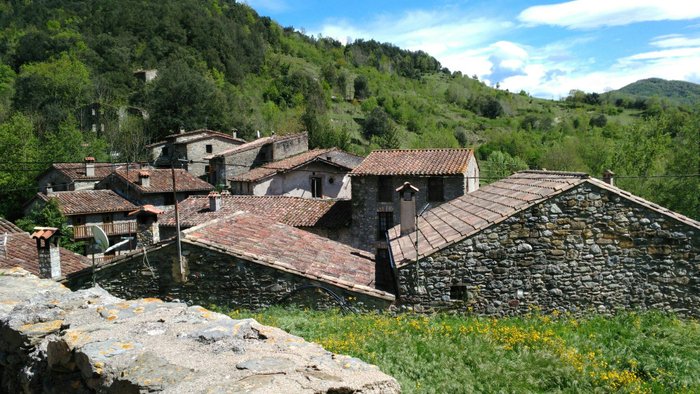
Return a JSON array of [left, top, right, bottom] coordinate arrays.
[[450, 285, 468, 301], [73, 215, 85, 225], [206, 144, 213, 153]]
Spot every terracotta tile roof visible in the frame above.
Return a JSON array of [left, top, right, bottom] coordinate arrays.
[[128, 205, 164, 216], [0, 232, 90, 277], [41, 162, 141, 182], [230, 148, 359, 182], [206, 132, 307, 159], [38, 190, 138, 215], [0, 218, 23, 234], [388, 170, 700, 265], [160, 195, 351, 229], [31, 227, 59, 240], [350, 149, 475, 176], [146, 129, 245, 148], [183, 212, 394, 300], [112, 169, 214, 194]]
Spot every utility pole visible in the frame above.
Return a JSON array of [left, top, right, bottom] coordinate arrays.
[[171, 161, 185, 282]]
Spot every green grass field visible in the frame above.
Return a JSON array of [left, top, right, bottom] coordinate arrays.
[[225, 308, 700, 393]]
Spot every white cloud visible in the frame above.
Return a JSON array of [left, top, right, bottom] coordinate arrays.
[[315, 9, 512, 58], [518, 0, 700, 29], [650, 34, 700, 48]]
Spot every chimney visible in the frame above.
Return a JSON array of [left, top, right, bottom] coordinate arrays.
[[209, 191, 222, 212], [232, 130, 237, 139], [179, 126, 186, 134], [129, 205, 164, 247], [138, 171, 150, 187], [45, 183, 54, 194], [396, 182, 419, 236], [603, 170, 615, 186], [31, 227, 61, 279], [256, 130, 261, 139], [84, 157, 95, 177]]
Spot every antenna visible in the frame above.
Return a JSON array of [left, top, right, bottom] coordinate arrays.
[[90, 225, 110, 287]]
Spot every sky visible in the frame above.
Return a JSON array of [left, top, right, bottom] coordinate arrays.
[[243, 0, 700, 99]]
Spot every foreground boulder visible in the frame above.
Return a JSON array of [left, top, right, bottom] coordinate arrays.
[[0, 268, 400, 393]]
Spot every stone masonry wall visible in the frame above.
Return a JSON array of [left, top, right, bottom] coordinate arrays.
[[351, 174, 466, 253], [67, 242, 392, 311], [1, 268, 399, 393], [185, 138, 242, 179], [398, 183, 700, 317]]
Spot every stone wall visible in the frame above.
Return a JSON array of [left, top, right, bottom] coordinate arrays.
[[272, 133, 308, 160], [397, 182, 700, 317], [185, 138, 243, 179], [67, 242, 392, 311], [351, 174, 467, 253], [247, 162, 352, 199], [0, 268, 399, 393]]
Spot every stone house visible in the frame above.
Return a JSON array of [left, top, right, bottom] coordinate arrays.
[[388, 170, 700, 316], [36, 157, 141, 192], [206, 132, 309, 187], [24, 190, 139, 258], [0, 219, 90, 279], [66, 212, 395, 310], [230, 148, 362, 198], [96, 168, 214, 209], [348, 148, 479, 289], [147, 129, 246, 179], [158, 193, 353, 245]]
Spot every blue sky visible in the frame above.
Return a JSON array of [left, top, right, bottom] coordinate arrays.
[[243, 0, 700, 98]]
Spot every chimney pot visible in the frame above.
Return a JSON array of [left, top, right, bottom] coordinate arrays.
[[396, 182, 419, 236], [209, 191, 222, 212], [31, 227, 61, 279], [603, 170, 615, 186], [256, 130, 261, 139], [84, 157, 95, 177]]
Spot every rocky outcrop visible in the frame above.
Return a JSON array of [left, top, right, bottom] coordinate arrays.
[[0, 268, 400, 393]]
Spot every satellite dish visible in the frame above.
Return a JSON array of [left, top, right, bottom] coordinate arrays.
[[91, 225, 109, 253]]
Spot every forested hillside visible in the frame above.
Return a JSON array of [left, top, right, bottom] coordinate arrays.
[[0, 0, 697, 220]]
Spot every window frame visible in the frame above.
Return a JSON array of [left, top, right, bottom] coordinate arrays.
[[377, 176, 393, 202]]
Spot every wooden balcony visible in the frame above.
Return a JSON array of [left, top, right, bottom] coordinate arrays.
[[72, 222, 137, 239]]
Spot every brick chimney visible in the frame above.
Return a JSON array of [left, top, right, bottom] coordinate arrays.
[[31, 227, 61, 279], [396, 182, 419, 236], [84, 157, 95, 177], [603, 170, 615, 186], [138, 171, 150, 187], [209, 191, 222, 212]]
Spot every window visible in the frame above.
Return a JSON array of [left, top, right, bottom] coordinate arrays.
[[164, 193, 175, 205], [102, 213, 113, 223], [205, 144, 213, 153], [450, 285, 468, 301], [427, 177, 444, 202], [73, 216, 85, 225], [377, 176, 393, 202], [204, 165, 210, 174], [162, 146, 169, 156], [376, 212, 394, 240], [311, 177, 323, 198]]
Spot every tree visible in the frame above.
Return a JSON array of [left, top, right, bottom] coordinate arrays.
[[145, 60, 230, 138], [0, 113, 41, 218], [353, 75, 370, 100], [13, 54, 92, 131], [16, 199, 84, 253], [363, 107, 393, 139]]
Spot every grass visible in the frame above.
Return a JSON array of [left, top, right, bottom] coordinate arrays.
[[223, 308, 700, 393]]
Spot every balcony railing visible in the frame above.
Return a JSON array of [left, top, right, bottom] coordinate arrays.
[[72, 222, 137, 239]]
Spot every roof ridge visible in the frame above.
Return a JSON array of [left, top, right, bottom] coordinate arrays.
[[518, 170, 589, 177]]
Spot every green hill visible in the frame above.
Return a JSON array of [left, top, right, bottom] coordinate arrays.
[[0, 0, 697, 220], [607, 78, 700, 107]]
